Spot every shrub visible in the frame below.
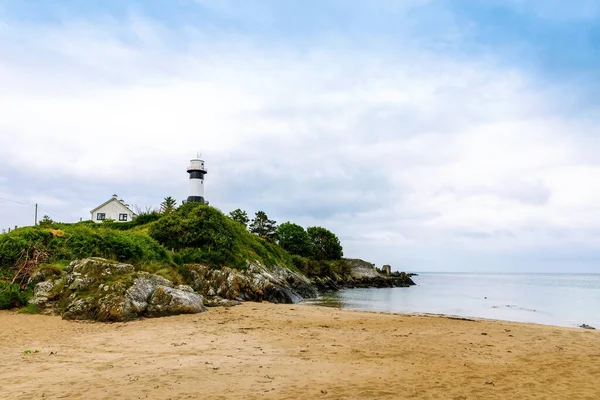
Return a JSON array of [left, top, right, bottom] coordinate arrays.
[[0, 282, 27, 310], [0, 225, 172, 280]]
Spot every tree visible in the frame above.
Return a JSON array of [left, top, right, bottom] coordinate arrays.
[[249, 211, 277, 239], [160, 196, 177, 215], [307, 226, 343, 260], [228, 208, 250, 227], [38, 215, 54, 226], [276, 222, 311, 257]]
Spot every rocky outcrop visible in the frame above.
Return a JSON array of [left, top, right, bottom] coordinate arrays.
[[311, 259, 416, 291], [183, 260, 317, 304], [345, 259, 381, 279], [32, 258, 206, 322], [29, 257, 414, 321]]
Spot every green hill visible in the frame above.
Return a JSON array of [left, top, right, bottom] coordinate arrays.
[[0, 203, 295, 309]]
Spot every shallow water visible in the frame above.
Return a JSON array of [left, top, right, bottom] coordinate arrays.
[[304, 272, 600, 328]]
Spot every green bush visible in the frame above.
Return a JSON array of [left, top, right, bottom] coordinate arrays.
[[149, 203, 296, 270], [0, 282, 28, 310], [0, 225, 172, 279]]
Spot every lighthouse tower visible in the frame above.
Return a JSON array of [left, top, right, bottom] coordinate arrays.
[[186, 156, 207, 204]]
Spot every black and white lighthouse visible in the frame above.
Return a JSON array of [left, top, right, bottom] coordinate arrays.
[[187, 156, 207, 204]]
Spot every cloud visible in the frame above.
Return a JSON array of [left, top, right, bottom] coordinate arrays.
[[0, 3, 599, 271]]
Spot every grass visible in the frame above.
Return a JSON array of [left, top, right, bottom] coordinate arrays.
[[17, 304, 41, 314]]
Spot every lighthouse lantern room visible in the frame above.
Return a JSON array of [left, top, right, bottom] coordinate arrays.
[[187, 156, 207, 204]]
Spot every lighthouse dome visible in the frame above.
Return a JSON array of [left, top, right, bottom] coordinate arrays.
[[187, 158, 207, 173]]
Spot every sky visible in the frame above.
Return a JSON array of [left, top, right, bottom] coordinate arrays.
[[1, 0, 599, 272]]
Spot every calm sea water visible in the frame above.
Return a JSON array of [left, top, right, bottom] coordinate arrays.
[[304, 273, 600, 328]]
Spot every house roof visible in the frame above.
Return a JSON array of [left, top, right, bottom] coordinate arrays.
[[90, 196, 136, 215]]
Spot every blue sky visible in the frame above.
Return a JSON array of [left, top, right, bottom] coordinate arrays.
[[1, 0, 600, 272]]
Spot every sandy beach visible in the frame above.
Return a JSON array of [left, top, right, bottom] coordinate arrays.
[[1, 303, 599, 400]]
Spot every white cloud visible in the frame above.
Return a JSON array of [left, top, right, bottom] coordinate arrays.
[[0, 12, 599, 270]]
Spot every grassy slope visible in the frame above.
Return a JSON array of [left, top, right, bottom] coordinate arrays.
[[0, 204, 297, 309]]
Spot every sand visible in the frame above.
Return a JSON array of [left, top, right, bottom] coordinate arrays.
[[1, 303, 599, 400]]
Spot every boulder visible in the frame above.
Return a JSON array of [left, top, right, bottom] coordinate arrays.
[[344, 258, 380, 279], [63, 297, 97, 320], [29, 279, 61, 306], [184, 260, 317, 304], [40, 258, 210, 322], [96, 292, 136, 322], [146, 286, 207, 317], [126, 273, 173, 313]]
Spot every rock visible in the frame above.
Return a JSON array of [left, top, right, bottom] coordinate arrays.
[[184, 261, 317, 305], [67, 258, 135, 276], [323, 259, 416, 289], [97, 292, 136, 322], [146, 286, 207, 317], [29, 280, 61, 305], [580, 324, 596, 330], [63, 297, 97, 320], [126, 273, 173, 313], [344, 258, 379, 279], [176, 285, 195, 293], [203, 296, 240, 307], [264, 285, 303, 304], [68, 277, 93, 291], [38, 258, 211, 321]]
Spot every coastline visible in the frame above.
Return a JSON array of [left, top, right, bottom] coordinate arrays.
[[1, 302, 599, 399], [303, 297, 597, 329]]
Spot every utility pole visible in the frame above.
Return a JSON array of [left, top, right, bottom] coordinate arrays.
[[35, 203, 38, 226]]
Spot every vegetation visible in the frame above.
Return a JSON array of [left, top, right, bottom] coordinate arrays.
[[290, 255, 351, 279], [0, 202, 346, 309], [0, 282, 27, 309], [276, 222, 311, 257], [307, 226, 343, 260], [149, 203, 293, 269], [160, 196, 177, 215], [228, 209, 250, 227], [249, 211, 277, 240], [275, 223, 343, 261], [39, 215, 54, 226]]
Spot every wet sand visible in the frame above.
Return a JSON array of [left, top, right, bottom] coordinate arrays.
[[1, 302, 599, 399]]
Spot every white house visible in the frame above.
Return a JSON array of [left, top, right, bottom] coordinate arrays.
[[90, 194, 136, 223]]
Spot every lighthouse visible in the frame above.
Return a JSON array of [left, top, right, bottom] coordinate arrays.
[[187, 156, 207, 204]]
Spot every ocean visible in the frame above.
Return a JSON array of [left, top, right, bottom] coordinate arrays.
[[304, 272, 600, 328]]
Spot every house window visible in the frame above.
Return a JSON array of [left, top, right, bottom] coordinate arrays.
[[119, 214, 128, 221], [97, 213, 106, 220]]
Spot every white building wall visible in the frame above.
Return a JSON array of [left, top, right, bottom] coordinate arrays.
[[188, 178, 204, 198], [91, 200, 135, 223]]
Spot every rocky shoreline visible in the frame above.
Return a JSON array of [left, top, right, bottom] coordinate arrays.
[[312, 258, 415, 291], [29, 257, 415, 322]]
